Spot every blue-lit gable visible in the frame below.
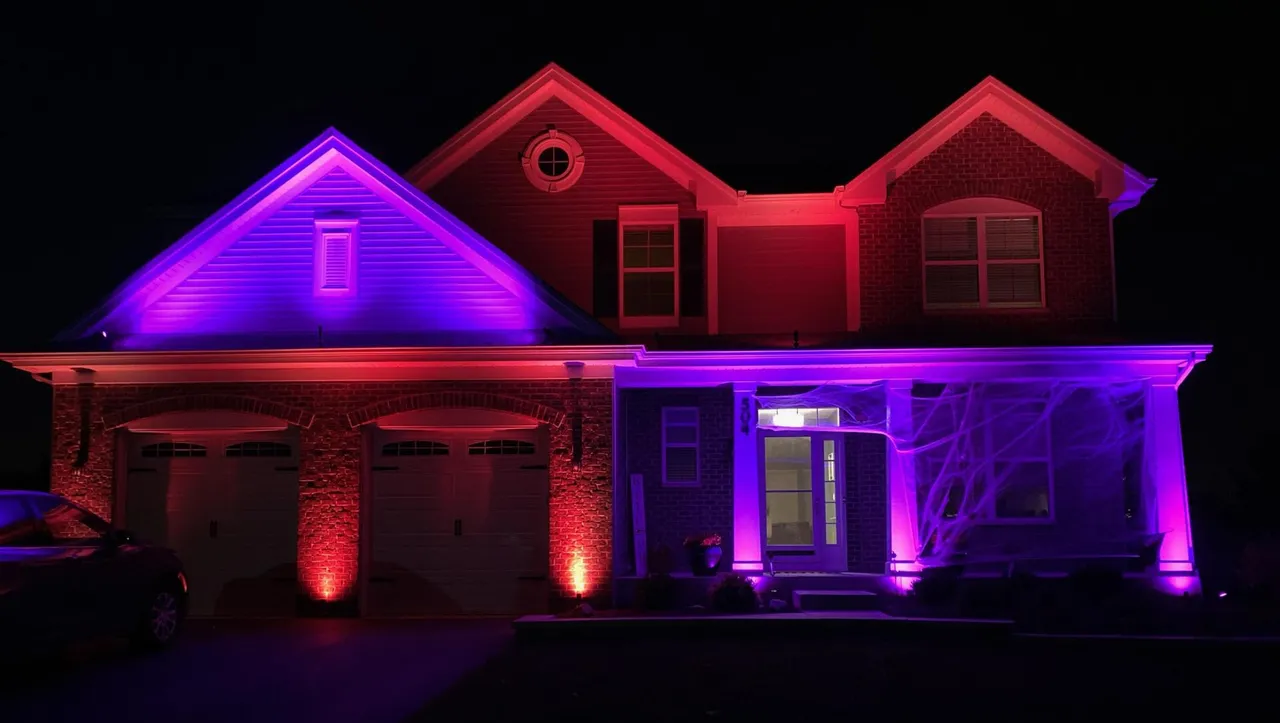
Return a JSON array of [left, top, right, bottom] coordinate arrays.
[[64, 129, 604, 350]]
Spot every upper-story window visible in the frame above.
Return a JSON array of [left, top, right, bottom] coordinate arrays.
[[618, 204, 679, 327], [921, 198, 1043, 310], [314, 217, 359, 296], [521, 128, 585, 193]]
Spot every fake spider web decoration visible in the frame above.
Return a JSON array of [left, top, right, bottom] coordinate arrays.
[[755, 380, 1153, 566]]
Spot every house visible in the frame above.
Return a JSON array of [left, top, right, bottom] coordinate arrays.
[[1, 65, 1208, 617]]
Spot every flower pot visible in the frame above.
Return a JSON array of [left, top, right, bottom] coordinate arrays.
[[688, 544, 723, 576]]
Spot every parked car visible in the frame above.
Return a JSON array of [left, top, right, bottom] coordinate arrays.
[[0, 490, 187, 650]]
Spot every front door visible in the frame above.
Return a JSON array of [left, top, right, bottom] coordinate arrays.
[[762, 434, 846, 572]]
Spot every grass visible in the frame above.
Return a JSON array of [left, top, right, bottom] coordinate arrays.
[[409, 630, 1274, 722]]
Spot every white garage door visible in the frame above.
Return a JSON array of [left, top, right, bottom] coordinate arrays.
[[368, 428, 549, 616], [126, 431, 299, 616]]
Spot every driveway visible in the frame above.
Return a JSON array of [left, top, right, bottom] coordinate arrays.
[[1, 619, 512, 723]]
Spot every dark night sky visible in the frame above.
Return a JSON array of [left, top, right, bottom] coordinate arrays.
[[1, 4, 1271, 538]]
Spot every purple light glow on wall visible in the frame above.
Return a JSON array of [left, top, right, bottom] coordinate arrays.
[[64, 128, 603, 351], [130, 167, 540, 344]]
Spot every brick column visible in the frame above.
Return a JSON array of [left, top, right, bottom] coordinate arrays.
[[1145, 383, 1196, 590], [297, 418, 361, 613], [731, 383, 762, 572], [886, 380, 920, 574]]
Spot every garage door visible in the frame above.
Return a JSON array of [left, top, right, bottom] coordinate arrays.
[[368, 428, 549, 616], [126, 431, 299, 616]]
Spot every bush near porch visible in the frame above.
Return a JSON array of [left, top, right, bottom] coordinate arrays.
[[897, 565, 1280, 635]]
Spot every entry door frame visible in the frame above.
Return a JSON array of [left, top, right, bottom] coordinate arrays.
[[759, 430, 848, 572]]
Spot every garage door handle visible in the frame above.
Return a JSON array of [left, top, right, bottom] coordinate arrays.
[[520, 464, 548, 470], [517, 575, 548, 581], [274, 466, 298, 472], [372, 465, 399, 472], [454, 519, 462, 536], [209, 520, 218, 539], [128, 467, 158, 473]]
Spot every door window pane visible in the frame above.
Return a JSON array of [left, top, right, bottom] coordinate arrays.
[[823, 440, 838, 546], [765, 437, 813, 546]]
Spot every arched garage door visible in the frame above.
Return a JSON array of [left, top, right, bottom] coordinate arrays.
[[125, 430, 299, 616], [367, 426, 550, 616]]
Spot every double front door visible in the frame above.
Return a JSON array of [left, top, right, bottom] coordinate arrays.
[[762, 433, 847, 572]]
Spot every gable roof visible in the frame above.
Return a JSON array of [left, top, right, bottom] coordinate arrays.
[[62, 127, 606, 343], [406, 63, 739, 208], [841, 76, 1156, 214]]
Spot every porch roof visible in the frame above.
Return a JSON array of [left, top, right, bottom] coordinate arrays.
[[616, 344, 1212, 388]]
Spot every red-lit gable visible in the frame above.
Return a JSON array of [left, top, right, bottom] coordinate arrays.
[[411, 65, 1155, 346]]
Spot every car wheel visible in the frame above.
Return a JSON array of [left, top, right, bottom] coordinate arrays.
[[132, 585, 183, 650]]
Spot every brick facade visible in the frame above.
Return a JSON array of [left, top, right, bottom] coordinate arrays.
[[51, 379, 612, 612], [844, 432, 888, 573], [621, 386, 733, 573], [428, 97, 700, 318], [857, 113, 1114, 336]]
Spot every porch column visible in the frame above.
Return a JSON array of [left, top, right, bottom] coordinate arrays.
[[731, 382, 763, 572], [886, 380, 920, 574], [1145, 383, 1195, 576]]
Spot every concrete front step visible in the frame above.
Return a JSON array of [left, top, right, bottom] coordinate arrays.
[[792, 589, 881, 612]]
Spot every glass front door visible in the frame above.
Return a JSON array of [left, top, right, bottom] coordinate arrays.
[[762, 434, 846, 572]]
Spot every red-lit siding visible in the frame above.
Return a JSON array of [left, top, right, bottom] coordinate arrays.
[[717, 225, 846, 335], [427, 98, 699, 316], [858, 113, 1114, 334], [52, 380, 612, 613]]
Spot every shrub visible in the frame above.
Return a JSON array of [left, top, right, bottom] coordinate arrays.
[[709, 573, 759, 614], [911, 566, 962, 607], [1068, 565, 1125, 604], [634, 572, 677, 611]]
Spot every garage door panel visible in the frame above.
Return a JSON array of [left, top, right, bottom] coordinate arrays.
[[369, 427, 549, 616], [126, 431, 299, 618]]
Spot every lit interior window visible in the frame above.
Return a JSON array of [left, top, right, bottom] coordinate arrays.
[[757, 407, 840, 428]]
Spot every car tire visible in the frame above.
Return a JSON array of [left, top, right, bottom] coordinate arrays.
[[131, 583, 184, 651]]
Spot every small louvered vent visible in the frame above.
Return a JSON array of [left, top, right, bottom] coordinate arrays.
[[321, 233, 351, 291]]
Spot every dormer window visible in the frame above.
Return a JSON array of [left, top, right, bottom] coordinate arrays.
[[314, 217, 358, 295], [922, 198, 1044, 309]]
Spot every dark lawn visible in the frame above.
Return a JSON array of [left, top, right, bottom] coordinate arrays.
[[411, 631, 1273, 722]]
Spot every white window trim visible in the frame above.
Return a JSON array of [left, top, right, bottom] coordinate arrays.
[[314, 217, 359, 296], [981, 399, 1055, 525], [661, 406, 699, 487], [618, 204, 680, 328], [921, 198, 1045, 311]]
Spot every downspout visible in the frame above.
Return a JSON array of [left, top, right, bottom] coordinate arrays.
[[71, 368, 95, 472], [1108, 204, 1120, 323]]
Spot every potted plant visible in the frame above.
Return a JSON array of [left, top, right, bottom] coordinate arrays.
[[684, 533, 723, 576]]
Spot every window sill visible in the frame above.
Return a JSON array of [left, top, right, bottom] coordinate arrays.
[[976, 517, 1056, 526], [923, 305, 1048, 315], [619, 316, 680, 329]]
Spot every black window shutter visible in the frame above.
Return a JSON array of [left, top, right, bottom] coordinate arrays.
[[679, 217, 705, 316], [592, 220, 619, 317]]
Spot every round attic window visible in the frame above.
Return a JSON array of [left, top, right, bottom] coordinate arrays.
[[521, 129, 584, 192]]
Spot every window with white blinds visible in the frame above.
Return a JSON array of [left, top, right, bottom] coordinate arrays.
[[922, 206, 1043, 309], [661, 407, 699, 486]]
